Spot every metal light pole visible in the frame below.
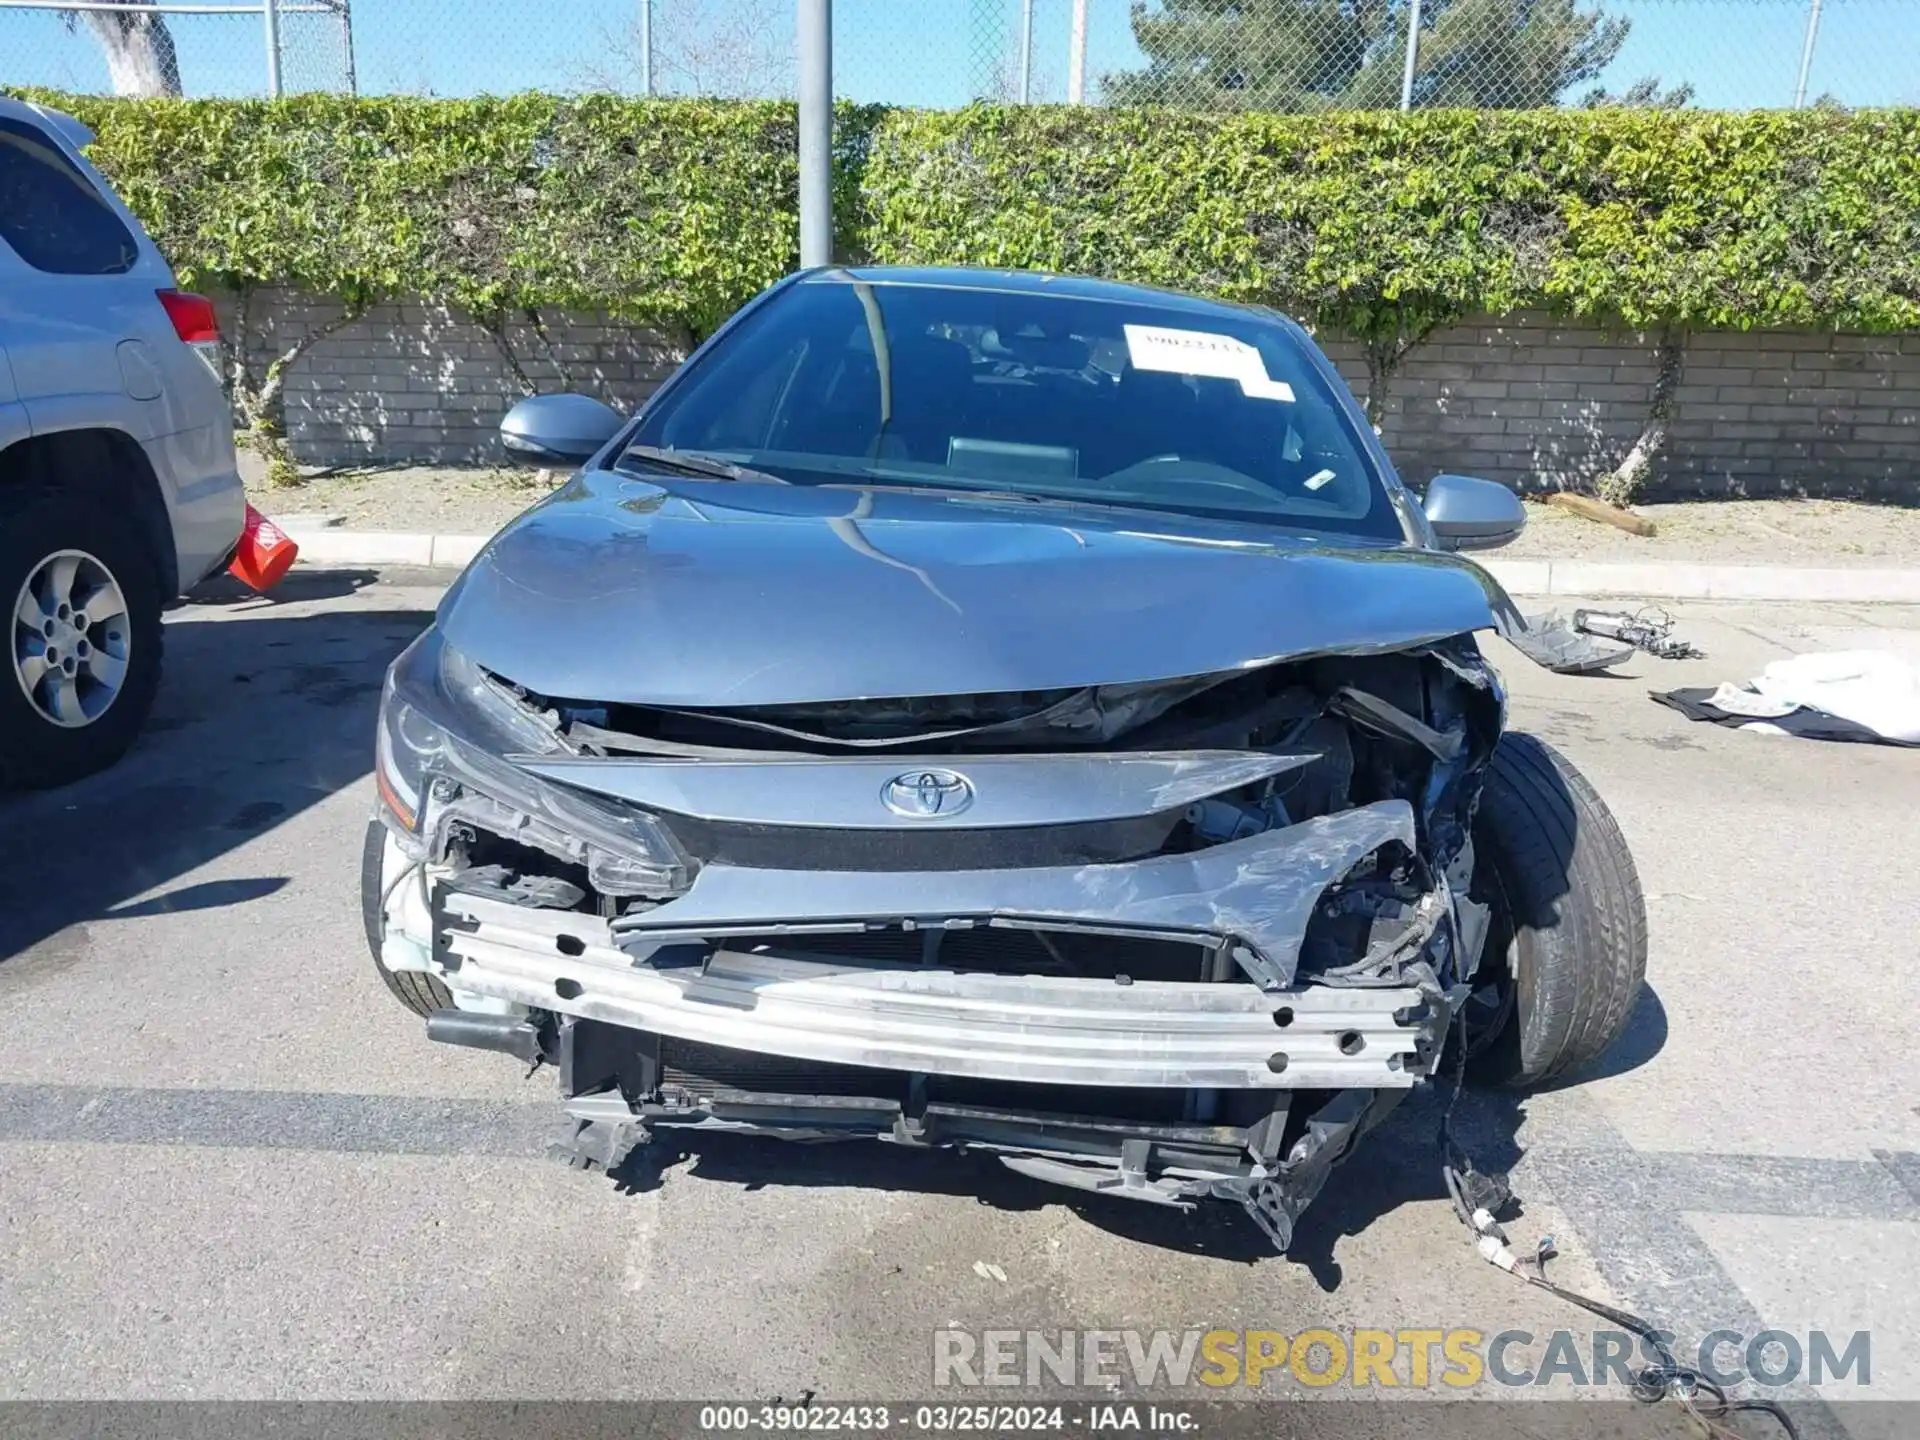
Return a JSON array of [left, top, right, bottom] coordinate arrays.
[[1793, 0, 1824, 108], [1067, 0, 1087, 104], [1018, 0, 1034, 104], [262, 0, 282, 96], [1398, 0, 1423, 111], [797, 0, 833, 268], [640, 0, 654, 96]]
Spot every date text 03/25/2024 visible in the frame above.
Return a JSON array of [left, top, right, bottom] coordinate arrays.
[[696, 1404, 1199, 1433]]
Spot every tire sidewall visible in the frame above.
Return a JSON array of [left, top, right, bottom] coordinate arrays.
[[359, 818, 452, 1017], [0, 488, 164, 789], [1467, 813, 1556, 1083], [1465, 731, 1647, 1089]]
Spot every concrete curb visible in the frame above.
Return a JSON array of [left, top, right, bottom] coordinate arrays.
[[1479, 558, 1920, 603], [281, 528, 1920, 604], [283, 529, 486, 570]]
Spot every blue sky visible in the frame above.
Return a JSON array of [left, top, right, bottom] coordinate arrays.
[[4, 0, 1913, 108]]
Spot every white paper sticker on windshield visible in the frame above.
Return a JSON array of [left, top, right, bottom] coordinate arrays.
[[1123, 325, 1296, 403]]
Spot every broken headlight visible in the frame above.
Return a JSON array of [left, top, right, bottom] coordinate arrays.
[[374, 627, 690, 896]]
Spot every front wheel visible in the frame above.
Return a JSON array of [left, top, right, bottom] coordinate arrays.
[[1465, 732, 1648, 1089], [360, 819, 453, 1018], [0, 486, 164, 789]]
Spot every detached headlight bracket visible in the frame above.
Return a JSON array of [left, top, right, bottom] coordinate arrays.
[[375, 629, 691, 897]]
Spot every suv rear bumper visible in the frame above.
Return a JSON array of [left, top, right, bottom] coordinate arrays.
[[145, 420, 245, 590]]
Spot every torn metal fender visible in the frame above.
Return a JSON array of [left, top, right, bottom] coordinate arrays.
[[603, 799, 1418, 991]]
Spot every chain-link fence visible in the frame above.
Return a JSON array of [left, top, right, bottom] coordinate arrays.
[[958, 0, 1918, 110], [0, 1, 353, 96], [2, 0, 1914, 108]]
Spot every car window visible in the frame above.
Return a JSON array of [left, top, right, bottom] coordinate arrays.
[[640, 278, 1401, 540], [0, 117, 139, 276]]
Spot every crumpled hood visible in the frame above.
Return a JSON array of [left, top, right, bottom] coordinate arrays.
[[437, 471, 1517, 706]]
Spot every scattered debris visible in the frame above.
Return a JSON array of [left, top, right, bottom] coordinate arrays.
[[971, 1261, 1008, 1283], [1509, 607, 1700, 674], [1509, 612, 1634, 674], [1575, 606, 1701, 660], [1653, 650, 1920, 746], [1544, 491, 1658, 537]]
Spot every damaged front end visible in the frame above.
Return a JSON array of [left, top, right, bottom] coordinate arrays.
[[370, 625, 1504, 1253]]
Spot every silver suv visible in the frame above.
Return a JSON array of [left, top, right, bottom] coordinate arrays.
[[0, 97, 245, 787]]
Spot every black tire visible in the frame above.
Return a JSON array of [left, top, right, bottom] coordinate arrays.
[[1466, 732, 1647, 1089], [0, 484, 164, 789], [360, 818, 453, 1018]]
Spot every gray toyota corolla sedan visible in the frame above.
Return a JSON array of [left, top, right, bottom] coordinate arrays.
[[362, 266, 1645, 1252]]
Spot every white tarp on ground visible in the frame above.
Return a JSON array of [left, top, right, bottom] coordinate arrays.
[[1748, 651, 1920, 744]]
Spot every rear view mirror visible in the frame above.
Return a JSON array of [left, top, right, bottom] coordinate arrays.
[[499, 393, 625, 467], [1422, 473, 1526, 552]]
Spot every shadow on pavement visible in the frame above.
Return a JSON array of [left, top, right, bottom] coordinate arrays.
[[605, 1127, 1282, 1263], [0, 596, 430, 968], [1540, 985, 1668, 1093], [101, 876, 292, 920], [599, 1081, 1534, 1273], [183, 568, 385, 608]]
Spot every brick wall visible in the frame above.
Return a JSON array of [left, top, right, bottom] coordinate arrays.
[[233, 292, 1920, 498], [1317, 313, 1920, 499], [221, 290, 686, 466]]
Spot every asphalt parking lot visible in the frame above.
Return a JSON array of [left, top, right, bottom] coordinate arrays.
[[1, 571, 1916, 1435]]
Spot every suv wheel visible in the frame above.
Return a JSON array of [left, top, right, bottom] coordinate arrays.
[[1, 485, 164, 789]]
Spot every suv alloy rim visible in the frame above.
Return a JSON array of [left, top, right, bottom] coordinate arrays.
[[12, 548, 133, 728]]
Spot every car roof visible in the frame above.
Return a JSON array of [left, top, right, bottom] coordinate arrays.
[[0, 95, 95, 150], [807, 265, 1288, 325]]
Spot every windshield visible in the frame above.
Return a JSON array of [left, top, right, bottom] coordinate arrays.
[[629, 277, 1403, 540]]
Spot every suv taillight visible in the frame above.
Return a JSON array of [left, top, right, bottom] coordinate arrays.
[[157, 288, 223, 378]]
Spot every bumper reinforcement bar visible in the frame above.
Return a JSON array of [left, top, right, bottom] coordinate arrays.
[[437, 888, 1448, 1090]]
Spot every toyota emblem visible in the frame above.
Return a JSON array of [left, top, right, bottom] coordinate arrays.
[[880, 768, 975, 819]]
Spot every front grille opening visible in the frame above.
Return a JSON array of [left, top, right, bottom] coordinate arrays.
[[661, 1038, 901, 1099], [731, 925, 1213, 983], [662, 813, 1181, 871], [657, 1038, 1212, 1126]]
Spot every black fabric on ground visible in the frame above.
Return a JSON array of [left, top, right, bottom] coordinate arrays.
[[1650, 688, 1890, 744]]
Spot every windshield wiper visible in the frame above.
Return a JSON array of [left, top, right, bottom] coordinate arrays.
[[823, 479, 1175, 518], [619, 445, 788, 484], [823, 480, 1080, 507]]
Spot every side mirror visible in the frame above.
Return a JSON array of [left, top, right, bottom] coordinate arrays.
[[1422, 473, 1526, 552], [499, 393, 625, 467]]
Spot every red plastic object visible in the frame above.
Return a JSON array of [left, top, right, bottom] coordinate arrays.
[[228, 504, 299, 592]]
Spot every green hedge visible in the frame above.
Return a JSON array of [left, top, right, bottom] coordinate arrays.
[[862, 106, 1920, 337], [28, 92, 808, 338], [19, 92, 1920, 338]]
